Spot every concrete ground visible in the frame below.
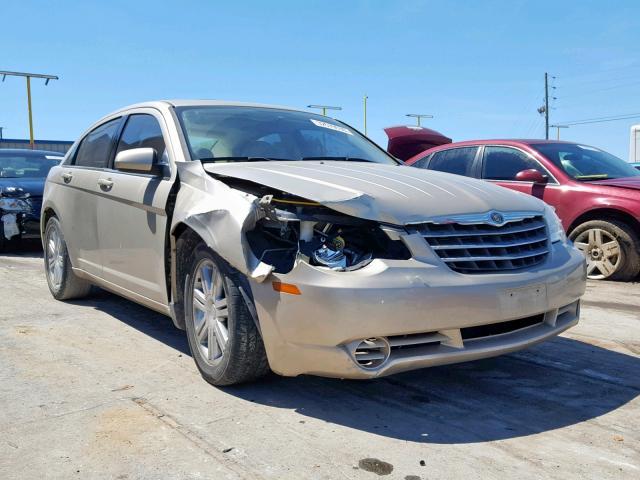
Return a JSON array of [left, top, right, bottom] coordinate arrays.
[[1, 246, 638, 480]]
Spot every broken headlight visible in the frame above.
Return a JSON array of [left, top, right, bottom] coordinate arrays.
[[0, 197, 31, 213], [247, 195, 411, 274], [303, 223, 375, 271]]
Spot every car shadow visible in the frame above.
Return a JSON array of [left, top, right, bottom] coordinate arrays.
[[0, 239, 44, 258], [74, 288, 639, 445]]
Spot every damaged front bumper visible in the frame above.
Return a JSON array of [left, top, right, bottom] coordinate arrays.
[[1, 211, 41, 242], [249, 241, 586, 379]]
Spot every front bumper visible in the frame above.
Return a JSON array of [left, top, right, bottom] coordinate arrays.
[[250, 240, 586, 379], [1, 212, 41, 241]]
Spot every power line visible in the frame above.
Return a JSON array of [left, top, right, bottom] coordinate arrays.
[[556, 79, 640, 101], [556, 112, 640, 126]]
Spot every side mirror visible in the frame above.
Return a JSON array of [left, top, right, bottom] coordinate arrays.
[[114, 148, 156, 173], [515, 168, 548, 184]]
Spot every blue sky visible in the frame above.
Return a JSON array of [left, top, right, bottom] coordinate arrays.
[[1, 0, 639, 158]]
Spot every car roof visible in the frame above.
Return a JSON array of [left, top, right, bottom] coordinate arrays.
[[113, 99, 305, 114], [430, 139, 576, 148]]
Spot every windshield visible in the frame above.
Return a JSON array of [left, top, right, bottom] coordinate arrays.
[[531, 143, 640, 181], [0, 152, 62, 178], [176, 106, 398, 165]]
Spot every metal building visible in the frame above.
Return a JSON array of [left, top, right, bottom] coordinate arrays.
[[0, 138, 73, 153]]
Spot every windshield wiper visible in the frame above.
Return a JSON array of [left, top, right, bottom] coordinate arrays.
[[574, 174, 609, 181], [301, 156, 376, 163], [198, 157, 290, 163]]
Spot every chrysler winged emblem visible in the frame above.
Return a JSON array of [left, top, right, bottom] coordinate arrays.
[[489, 211, 504, 225]]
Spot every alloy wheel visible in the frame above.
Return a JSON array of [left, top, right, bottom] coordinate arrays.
[[573, 228, 621, 280], [46, 224, 65, 290], [191, 259, 230, 364]]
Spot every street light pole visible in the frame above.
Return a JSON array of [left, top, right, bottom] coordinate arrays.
[[406, 113, 434, 127], [0, 70, 59, 148], [363, 95, 368, 136], [550, 124, 569, 140], [307, 104, 342, 117]]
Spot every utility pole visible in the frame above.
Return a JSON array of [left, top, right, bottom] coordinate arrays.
[[363, 95, 368, 136], [544, 72, 549, 140], [406, 113, 434, 127], [550, 124, 568, 140], [0, 70, 59, 148], [0, 127, 4, 140]]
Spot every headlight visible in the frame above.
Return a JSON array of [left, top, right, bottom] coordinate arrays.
[[0, 197, 31, 213], [544, 204, 566, 243]]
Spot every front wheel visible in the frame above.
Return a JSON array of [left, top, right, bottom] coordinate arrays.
[[184, 244, 269, 386], [570, 219, 640, 281]]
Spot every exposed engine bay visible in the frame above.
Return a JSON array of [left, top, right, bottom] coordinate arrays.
[[218, 177, 411, 273]]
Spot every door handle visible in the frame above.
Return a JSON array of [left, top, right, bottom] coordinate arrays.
[[98, 178, 114, 191], [61, 172, 73, 183]]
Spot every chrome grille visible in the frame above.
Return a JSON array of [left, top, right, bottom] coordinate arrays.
[[410, 214, 549, 273]]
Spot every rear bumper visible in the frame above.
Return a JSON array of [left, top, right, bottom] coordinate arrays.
[[250, 241, 586, 379]]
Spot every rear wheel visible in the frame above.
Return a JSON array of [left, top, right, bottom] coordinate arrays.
[[44, 216, 92, 300], [570, 219, 640, 281], [184, 244, 269, 385]]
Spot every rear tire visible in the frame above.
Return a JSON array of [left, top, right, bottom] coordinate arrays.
[[43, 216, 92, 300], [183, 243, 269, 386], [569, 219, 640, 281]]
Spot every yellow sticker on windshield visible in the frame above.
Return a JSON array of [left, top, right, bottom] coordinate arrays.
[[310, 119, 353, 135]]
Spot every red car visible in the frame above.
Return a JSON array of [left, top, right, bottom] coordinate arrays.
[[404, 140, 640, 281]]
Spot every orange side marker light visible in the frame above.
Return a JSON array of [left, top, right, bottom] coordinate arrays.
[[272, 282, 301, 295]]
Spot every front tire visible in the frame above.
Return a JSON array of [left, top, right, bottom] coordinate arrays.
[[184, 244, 269, 386], [570, 219, 640, 281], [43, 216, 92, 300]]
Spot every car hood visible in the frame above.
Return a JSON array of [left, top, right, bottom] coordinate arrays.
[[0, 177, 45, 197], [591, 177, 640, 191], [203, 161, 544, 225]]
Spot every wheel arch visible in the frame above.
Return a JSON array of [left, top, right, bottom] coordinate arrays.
[[567, 208, 640, 238], [169, 222, 203, 329], [169, 222, 262, 336]]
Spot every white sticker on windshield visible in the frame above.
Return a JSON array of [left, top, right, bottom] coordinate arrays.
[[45, 155, 63, 160], [310, 119, 353, 135]]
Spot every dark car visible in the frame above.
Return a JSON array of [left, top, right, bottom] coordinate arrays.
[[405, 140, 640, 281], [0, 149, 63, 250]]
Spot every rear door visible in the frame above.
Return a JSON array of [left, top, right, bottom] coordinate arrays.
[[417, 147, 480, 177], [55, 117, 122, 277], [96, 109, 175, 306]]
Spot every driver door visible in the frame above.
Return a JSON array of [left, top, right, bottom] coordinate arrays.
[[96, 110, 175, 308]]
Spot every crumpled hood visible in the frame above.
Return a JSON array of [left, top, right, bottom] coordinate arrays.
[[0, 177, 45, 198], [591, 177, 640, 191], [203, 161, 545, 225]]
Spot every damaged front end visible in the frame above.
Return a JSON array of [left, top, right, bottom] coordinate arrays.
[[0, 187, 38, 243], [247, 189, 412, 274], [173, 161, 411, 287]]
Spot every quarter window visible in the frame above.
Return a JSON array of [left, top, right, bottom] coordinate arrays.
[[411, 154, 432, 169], [73, 118, 121, 168], [482, 146, 543, 181], [116, 114, 167, 162], [429, 147, 477, 176]]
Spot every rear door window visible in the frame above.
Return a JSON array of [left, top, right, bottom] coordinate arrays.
[[482, 146, 544, 180], [115, 114, 167, 163], [74, 118, 122, 168], [428, 147, 477, 176]]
